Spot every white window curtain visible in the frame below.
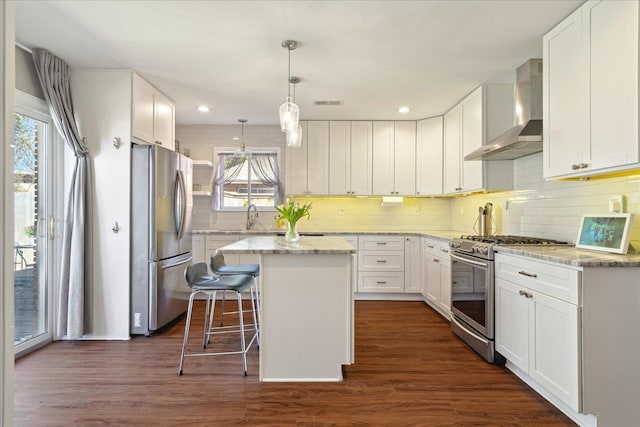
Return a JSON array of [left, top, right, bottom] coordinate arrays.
[[211, 152, 282, 210], [32, 48, 91, 339], [250, 153, 282, 205], [211, 154, 246, 210]]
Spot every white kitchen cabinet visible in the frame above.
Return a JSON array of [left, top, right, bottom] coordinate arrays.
[[372, 121, 416, 195], [495, 253, 580, 412], [443, 85, 514, 195], [543, 0, 640, 179], [416, 117, 443, 196], [132, 73, 175, 150], [422, 238, 451, 318], [357, 235, 405, 293], [285, 121, 329, 195], [192, 235, 205, 263], [329, 121, 373, 196], [404, 236, 422, 293], [192, 160, 213, 196]]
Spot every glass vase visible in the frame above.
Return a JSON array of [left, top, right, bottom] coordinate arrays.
[[284, 220, 300, 245]]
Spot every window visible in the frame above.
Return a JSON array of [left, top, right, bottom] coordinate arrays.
[[212, 151, 282, 210]]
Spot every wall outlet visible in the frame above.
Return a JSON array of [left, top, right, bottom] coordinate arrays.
[[609, 194, 624, 213]]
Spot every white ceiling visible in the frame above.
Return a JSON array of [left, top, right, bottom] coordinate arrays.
[[14, 0, 582, 126]]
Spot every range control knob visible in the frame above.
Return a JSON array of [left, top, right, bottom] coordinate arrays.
[[481, 247, 489, 255]]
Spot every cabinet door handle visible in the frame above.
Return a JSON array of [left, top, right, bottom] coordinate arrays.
[[580, 162, 589, 169], [433, 258, 440, 263], [571, 164, 580, 170], [376, 281, 387, 284], [376, 242, 387, 245], [155, 140, 163, 146], [518, 270, 538, 278], [519, 290, 534, 299], [440, 248, 449, 253], [376, 259, 387, 263], [427, 245, 435, 249]]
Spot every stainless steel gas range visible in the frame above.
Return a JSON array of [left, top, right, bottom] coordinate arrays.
[[449, 235, 567, 363]]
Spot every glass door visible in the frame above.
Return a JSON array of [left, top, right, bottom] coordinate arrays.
[[13, 91, 55, 356]]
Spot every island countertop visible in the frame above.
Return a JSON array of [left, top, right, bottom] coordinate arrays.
[[217, 235, 356, 255]]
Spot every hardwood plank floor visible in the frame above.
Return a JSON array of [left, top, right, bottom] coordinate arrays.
[[14, 301, 575, 426]]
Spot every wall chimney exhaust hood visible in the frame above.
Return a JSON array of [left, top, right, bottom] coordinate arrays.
[[465, 59, 543, 161]]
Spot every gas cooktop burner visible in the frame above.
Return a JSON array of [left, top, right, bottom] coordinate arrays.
[[458, 235, 568, 245]]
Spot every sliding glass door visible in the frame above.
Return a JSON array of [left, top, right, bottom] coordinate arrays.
[[13, 91, 55, 356]]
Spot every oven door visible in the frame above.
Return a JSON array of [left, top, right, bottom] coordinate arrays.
[[450, 252, 494, 339]]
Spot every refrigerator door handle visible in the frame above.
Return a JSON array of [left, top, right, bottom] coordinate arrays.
[[174, 170, 187, 240]]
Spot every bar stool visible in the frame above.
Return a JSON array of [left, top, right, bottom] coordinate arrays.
[[178, 262, 258, 376], [210, 251, 261, 331]]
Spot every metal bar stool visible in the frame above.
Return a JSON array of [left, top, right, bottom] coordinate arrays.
[[210, 251, 261, 334], [178, 262, 258, 376]]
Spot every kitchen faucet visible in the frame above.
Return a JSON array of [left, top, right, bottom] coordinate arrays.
[[246, 203, 258, 230]]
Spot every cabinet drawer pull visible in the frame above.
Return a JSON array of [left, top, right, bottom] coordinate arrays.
[[440, 248, 449, 253], [376, 281, 387, 284], [518, 270, 538, 278], [376, 242, 387, 245], [433, 258, 440, 263], [427, 245, 435, 249], [376, 260, 387, 263]]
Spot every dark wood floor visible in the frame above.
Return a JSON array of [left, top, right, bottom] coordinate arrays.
[[14, 301, 575, 426]]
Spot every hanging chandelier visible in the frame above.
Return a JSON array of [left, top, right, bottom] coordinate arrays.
[[287, 76, 303, 148], [279, 40, 300, 134], [232, 118, 248, 157]]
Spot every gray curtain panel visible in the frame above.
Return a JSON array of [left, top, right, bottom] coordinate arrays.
[[32, 48, 91, 339], [250, 153, 282, 205], [212, 154, 246, 210]]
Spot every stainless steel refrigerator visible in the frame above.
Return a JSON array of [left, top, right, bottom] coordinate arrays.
[[130, 144, 193, 336]]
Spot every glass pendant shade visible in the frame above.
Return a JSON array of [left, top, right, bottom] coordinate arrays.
[[286, 124, 303, 148], [279, 96, 299, 133]]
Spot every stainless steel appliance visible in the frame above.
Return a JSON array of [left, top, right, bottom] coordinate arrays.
[[131, 144, 193, 336], [465, 59, 543, 161], [449, 235, 567, 363]]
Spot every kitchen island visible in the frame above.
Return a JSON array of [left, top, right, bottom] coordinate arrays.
[[218, 236, 356, 382]]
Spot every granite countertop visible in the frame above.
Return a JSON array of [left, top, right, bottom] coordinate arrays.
[[495, 245, 640, 268], [217, 235, 356, 255], [192, 228, 464, 242]]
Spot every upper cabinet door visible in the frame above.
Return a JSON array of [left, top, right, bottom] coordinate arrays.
[[372, 121, 395, 195], [329, 121, 351, 196], [393, 122, 417, 196], [543, 7, 588, 178], [587, 0, 639, 171], [285, 121, 309, 195], [443, 106, 462, 194], [350, 121, 373, 196], [132, 75, 155, 143], [306, 121, 330, 195], [544, 0, 639, 179], [416, 117, 443, 196], [461, 88, 484, 192], [154, 93, 175, 150], [131, 73, 176, 150]]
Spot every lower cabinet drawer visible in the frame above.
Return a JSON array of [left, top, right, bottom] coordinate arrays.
[[358, 272, 405, 293], [358, 251, 404, 271]]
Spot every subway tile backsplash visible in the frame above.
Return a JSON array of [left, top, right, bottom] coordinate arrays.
[[179, 125, 640, 252]]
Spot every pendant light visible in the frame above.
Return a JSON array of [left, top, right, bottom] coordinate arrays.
[[287, 76, 303, 148], [232, 118, 248, 157], [279, 40, 300, 133]]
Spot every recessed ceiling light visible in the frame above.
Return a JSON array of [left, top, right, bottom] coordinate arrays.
[[197, 105, 210, 113], [398, 106, 410, 114]]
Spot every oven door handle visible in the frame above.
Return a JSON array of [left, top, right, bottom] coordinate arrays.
[[450, 253, 488, 268]]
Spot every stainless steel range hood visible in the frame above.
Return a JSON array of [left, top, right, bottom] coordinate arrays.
[[465, 59, 543, 161]]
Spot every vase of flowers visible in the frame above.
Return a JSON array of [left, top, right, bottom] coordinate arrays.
[[275, 200, 312, 245], [24, 224, 36, 244]]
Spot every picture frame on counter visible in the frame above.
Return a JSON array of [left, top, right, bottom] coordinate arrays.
[[575, 213, 635, 254]]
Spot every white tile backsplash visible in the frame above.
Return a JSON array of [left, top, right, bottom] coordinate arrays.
[[179, 125, 640, 251]]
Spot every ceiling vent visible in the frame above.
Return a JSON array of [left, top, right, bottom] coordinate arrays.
[[314, 100, 344, 106]]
